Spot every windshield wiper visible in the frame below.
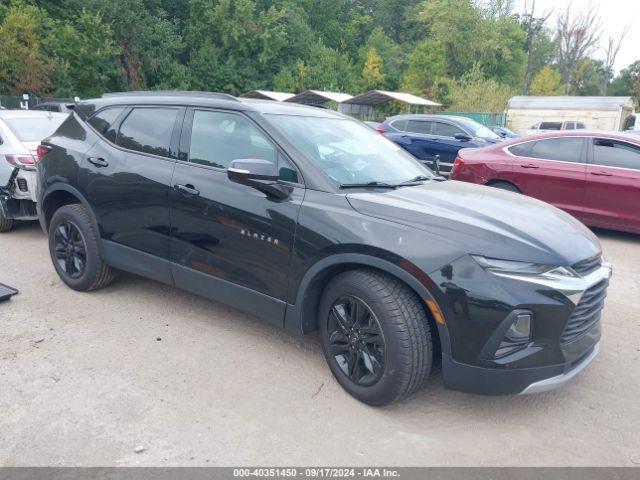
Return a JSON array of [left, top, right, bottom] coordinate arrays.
[[398, 175, 432, 185], [339, 181, 398, 189]]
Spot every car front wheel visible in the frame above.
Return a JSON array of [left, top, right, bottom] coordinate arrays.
[[0, 209, 14, 233], [319, 269, 433, 406]]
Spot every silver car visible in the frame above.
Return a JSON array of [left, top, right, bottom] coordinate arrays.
[[0, 110, 67, 232]]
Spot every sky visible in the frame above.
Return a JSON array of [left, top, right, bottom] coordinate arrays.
[[514, 0, 640, 73]]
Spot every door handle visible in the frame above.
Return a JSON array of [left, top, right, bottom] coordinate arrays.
[[520, 163, 539, 169], [174, 184, 200, 197], [591, 171, 613, 177], [87, 157, 109, 168]]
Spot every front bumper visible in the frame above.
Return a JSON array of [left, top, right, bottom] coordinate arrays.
[[431, 255, 611, 395]]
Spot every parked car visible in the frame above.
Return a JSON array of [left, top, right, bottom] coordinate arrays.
[[378, 114, 502, 175], [37, 92, 609, 405], [624, 130, 640, 137], [490, 125, 519, 139], [0, 110, 67, 232], [32, 101, 74, 114], [451, 131, 640, 234], [526, 120, 585, 135]]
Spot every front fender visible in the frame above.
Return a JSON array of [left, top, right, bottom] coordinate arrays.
[[284, 252, 452, 357]]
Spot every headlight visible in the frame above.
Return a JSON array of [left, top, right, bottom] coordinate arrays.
[[472, 255, 578, 279]]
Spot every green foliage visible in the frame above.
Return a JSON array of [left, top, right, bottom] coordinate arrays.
[[529, 65, 563, 96], [1, 0, 633, 112], [442, 66, 516, 112]]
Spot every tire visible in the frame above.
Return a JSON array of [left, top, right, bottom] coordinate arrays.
[[489, 181, 520, 193], [48, 204, 114, 291], [319, 269, 433, 406], [0, 209, 14, 233]]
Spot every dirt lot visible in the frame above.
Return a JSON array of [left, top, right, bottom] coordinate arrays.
[[1, 222, 639, 467]]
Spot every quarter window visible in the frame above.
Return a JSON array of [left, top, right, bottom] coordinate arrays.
[[528, 137, 584, 163], [188, 110, 276, 169], [405, 120, 432, 135], [433, 122, 465, 138], [592, 139, 640, 170], [88, 107, 125, 142], [117, 108, 178, 157], [507, 142, 533, 157]]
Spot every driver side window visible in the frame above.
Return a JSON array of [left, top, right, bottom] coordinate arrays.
[[188, 110, 276, 169]]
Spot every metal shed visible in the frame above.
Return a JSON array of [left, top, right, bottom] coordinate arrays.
[[506, 96, 635, 133], [285, 90, 354, 106], [241, 90, 295, 102], [340, 90, 441, 118]]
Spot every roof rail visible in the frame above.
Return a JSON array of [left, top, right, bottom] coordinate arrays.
[[101, 91, 238, 102]]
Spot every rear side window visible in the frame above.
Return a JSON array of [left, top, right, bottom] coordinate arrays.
[[592, 139, 640, 170], [117, 107, 178, 158], [405, 120, 432, 135], [529, 137, 584, 163], [433, 121, 465, 138], [507, 142, 533, 157], [88, 107, 125, 142], [188, 110, 276, 169], [389, 119, 407, 131], [540, 122, 562, 130]]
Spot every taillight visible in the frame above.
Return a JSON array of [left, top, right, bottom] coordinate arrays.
[[36, 144, 51, 162], [453, 156, 464, 170], [5, 154, 36, 170], [375, 124, 385, 134]]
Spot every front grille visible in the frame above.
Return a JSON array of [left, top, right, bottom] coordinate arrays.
[[16, 178, 28, 192], [572, 255, 602, 276], [561, 279, 608, 343]]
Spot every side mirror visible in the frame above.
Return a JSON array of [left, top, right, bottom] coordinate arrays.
[[227, 158, 291, 200], [454, 133, 472, 142]]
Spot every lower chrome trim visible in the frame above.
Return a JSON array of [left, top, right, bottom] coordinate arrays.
[[519, 342, 600, 394]]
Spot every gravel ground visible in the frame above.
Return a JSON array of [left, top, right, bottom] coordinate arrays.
[[1, 222, 639, 466]]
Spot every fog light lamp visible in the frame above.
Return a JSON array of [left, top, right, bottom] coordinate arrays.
[[495, 313, 532, 358]]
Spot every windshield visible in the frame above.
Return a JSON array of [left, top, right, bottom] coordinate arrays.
[[267, 115, 433, 185], [456, 118, 500, 140], [4, 116, 66, 142]]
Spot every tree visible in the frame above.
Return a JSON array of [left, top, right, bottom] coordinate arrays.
[[529, 65, 562, 95], [444, 66, 516, 112], [362, 48, 385, 89], [609, 60, 640, 104], [520, 0, 553, 94], [556, 4, 602, 94], [602, 27, 630, 96], [400, 39, 446, 96], [0, 3, 52, 95]]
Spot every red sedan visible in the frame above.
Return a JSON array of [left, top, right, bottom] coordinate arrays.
[[450, 131, 640, 234]]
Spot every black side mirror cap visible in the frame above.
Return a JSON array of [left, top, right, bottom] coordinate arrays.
[[454, 133, 472, 141], [227, 158, 291, 200]]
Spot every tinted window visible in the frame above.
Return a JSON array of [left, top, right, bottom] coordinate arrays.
[[564, 122, 575, 130], [117, 108, 178, 157], [508, 142, 533, 157], [529, 137, 584, 163], [433, 121, 465, 138], [406, 120, 432, 134], [593, 139, 640, 170], [576, 122, 586, 129], [88, 107, 125, 142], [540, 122, 562, 130], [189, 110, 276, 169], [389, 119, 407, 131], [278, 153, 299, 183]]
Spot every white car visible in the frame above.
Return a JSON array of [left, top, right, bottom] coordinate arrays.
[[0, 110, 67, 232], [526, 120, 586, 135]]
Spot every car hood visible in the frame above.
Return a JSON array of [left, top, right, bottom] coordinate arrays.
[[346, 180, 601, 266]]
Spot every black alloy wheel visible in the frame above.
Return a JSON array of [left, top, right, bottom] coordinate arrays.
[[326, 295, 386, 386], [53, 221, 87, 279]]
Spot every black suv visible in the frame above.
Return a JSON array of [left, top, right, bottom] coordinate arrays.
[[37, 92, 611, 405]]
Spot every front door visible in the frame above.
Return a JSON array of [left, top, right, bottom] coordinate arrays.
[[169, 108, 304, 324], [583, 137, 640, 231], [511, 136, 587, 218]]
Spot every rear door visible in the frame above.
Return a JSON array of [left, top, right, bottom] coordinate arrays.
[[387, 119, 440, 170], [583, 137, 640, 230], [79, 105, 182, 281], [509, 136, 587, 218]]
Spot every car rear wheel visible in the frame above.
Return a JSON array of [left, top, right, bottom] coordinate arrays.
[[319, 269, 433, 406], [48, 204, 114, 291], [0, 209, 14, 233], [489, 181, 521, 193]]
